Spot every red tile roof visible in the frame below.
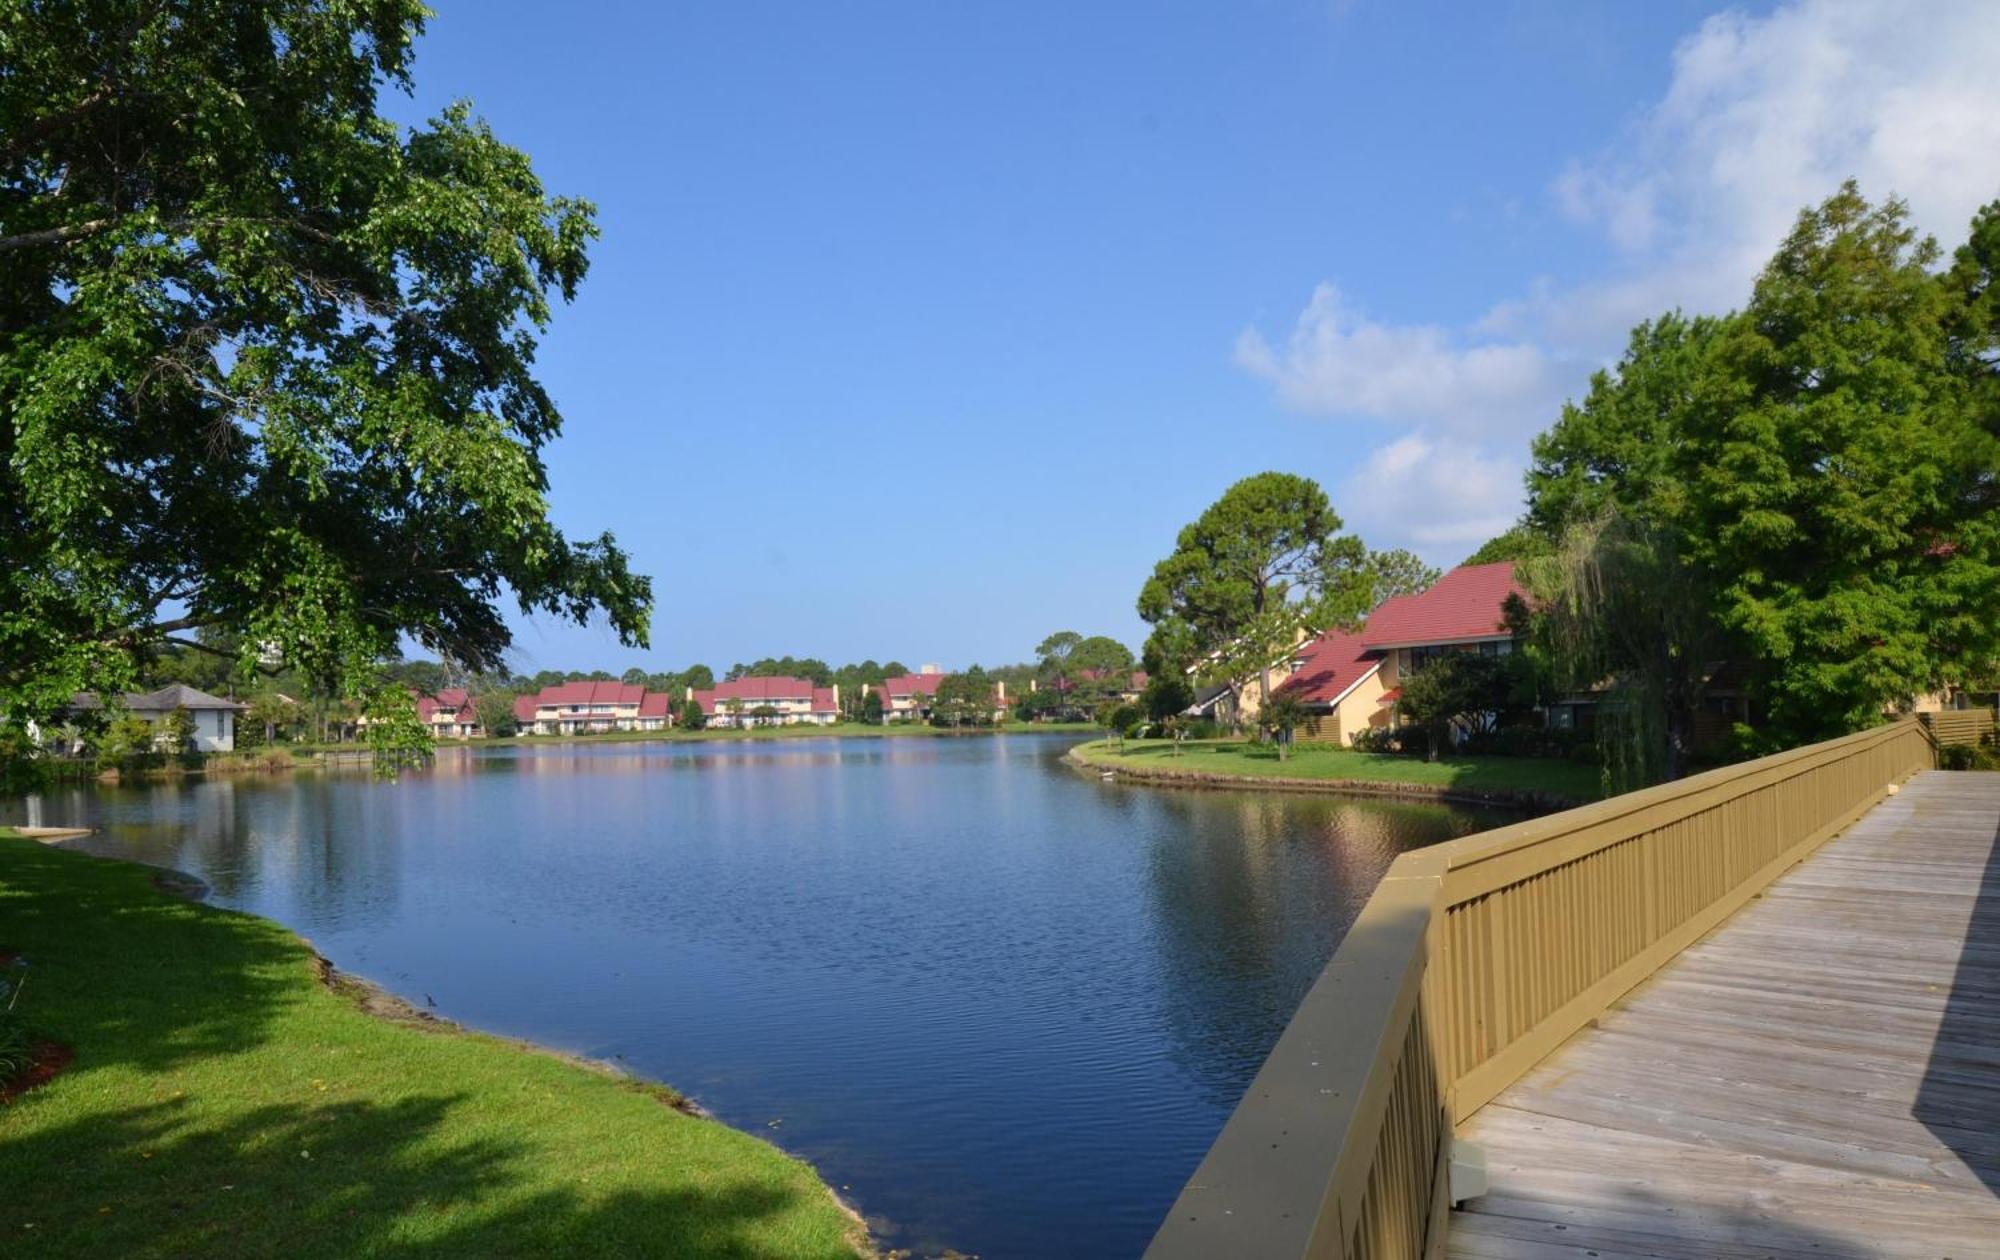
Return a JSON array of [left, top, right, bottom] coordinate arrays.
[[1277, 630, 1382, 706], [638, 690, 673, 718], [513, 694, 538, 724], [812, 687, 839, 714], [1361, 562, 1526, 648]]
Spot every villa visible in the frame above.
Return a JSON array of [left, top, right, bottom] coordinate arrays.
[[1276, 560, 1528, 744], [690, 676, 841, 727], [416, 688, 483, 739]]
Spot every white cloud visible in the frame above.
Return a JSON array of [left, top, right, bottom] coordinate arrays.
[[1234, 283, 1566, 438], [1244, 0, 2000, 558], [1339, 435, 1522, 554]]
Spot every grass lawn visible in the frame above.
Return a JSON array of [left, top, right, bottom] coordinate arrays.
[[1071, 737, 1605, 802], [0, 835, 866, 1259]]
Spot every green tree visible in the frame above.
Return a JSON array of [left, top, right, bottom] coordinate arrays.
[[1522, 183, 2000, 762], [163, 705, 199, 758], [1396, 654, 1512, 763], [1257, 688, 1310, 761], [0, 1, 650, 767], [929, 668, 993, 728], [749, 703, 779, 728], [474, 691, 519, 738], [244, 691, 301, 746], [678, 698, 706, 730], [861, 690, 884, 725], [94, 713, 160, 770], [1363, 549, 1442, 606], [1034, 632, 1083, 687], [1137, 472, 1373, 724], [1463, 524, 1552, 568], [1068, 636, 1135, 679], [723, 697, 746, 728]]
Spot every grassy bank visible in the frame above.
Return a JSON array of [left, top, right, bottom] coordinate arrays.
[[0, 834, 867, 1259], [1070, 738, 1603, 805]]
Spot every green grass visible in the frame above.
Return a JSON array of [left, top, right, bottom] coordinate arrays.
[[1071, 738, 1604, 802], [0, 835, 867, 1259]]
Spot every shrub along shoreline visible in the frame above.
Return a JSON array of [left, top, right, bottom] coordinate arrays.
[[0, 834, 870, 1259], [1066, 738, 1603, 811]]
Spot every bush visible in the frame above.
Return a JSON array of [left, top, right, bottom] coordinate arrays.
[[1937, 743, 2000, 771], [0, 957, 34, 1084], [1183, 718, 1223, 740]]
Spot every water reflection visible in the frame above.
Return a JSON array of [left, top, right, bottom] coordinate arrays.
[[6, 737, 1509, 1259]]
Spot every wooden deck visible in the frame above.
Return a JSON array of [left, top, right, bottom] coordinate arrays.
[[1447, 770, 2000, 1260]]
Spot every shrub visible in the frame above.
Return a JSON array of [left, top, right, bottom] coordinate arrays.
[[0, 958, 33, 1083], [1936, 743, 1998, 771]]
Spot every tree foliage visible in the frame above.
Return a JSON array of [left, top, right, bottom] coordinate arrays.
[[1395, 654, 1514, 763], [1520, 182, 2000, 764], [0, 1, 649, 763], [1138, 472, 1375, 716], [1363, 549, 1442, 607]]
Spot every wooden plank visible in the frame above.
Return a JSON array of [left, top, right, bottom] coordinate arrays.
[[1448, 770, 2000, 1259]]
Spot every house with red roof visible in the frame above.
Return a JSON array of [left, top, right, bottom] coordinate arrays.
[[868, 670, 945, 722], [1275, 561, 1529, 744], [416, 688, 483, 739], [519, 680, 673, 735], [688, 676, 841, 727]]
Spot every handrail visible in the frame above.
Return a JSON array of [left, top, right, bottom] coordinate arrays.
[[1921, 707, 1998, 747], [1146, 718, 1935, 1259]]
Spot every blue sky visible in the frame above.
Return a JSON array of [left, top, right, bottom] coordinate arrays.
[[389, 1, 2000, 676]]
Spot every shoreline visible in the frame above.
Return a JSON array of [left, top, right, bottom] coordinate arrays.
[[0, 833, 876, 1257], [37, 721, 1101, 786], [1063, 743, 1591, 814]]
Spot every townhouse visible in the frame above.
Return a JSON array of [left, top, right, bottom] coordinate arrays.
[[689, 676, 841, 727], [518, 681, 675, 735], [417, 688, 483, 739]]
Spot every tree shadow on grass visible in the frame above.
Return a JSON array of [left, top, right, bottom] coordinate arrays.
[[1913, 806, 2000, 1199], [2, 1089, 854, 1259], [0, 838, 307, 1073]]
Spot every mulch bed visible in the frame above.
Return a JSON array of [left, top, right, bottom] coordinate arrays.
[[1, 1040, 72, 1104]]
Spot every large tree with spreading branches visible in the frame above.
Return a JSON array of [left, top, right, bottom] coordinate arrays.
[[0, 1, 650, 759]]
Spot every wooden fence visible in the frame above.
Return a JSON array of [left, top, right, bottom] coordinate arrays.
[[1146, 718, 1936, 1259], [1922, 708, 1997, 747]]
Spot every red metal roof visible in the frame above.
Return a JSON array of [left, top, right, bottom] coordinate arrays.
[[1360, 562, 1525, 648], [534, 680, 648, 707], [711, 675, 814, 701], [416, 688, 473, 721], [637, 690, 673, 718], [1277, 630, 1381, 706], [513, 694, 538, 724], [812, 687, 839, 714], [879, 673, 946, 698]]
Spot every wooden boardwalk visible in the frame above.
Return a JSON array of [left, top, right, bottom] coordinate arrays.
[[1448, 770, 2000, 1260]]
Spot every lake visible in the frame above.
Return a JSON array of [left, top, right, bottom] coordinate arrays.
[[7, 734, 1513, 1258]]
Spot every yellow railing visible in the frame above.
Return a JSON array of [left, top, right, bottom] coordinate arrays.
[[1146, 718, 1935, 1259], [1923, 708, 1996, 747]]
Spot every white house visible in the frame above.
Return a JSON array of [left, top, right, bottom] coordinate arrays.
[[66, 683, 245, 752]]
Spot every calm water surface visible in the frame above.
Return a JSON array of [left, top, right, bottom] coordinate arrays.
[[9, 735, 1510, 1258]]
